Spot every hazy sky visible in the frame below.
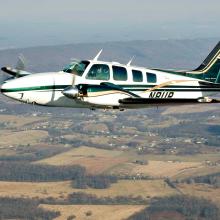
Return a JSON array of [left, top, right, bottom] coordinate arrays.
[[0, 0, 220, 48]]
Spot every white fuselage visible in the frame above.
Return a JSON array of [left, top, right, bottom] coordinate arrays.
[[1, 60, 218, 109]]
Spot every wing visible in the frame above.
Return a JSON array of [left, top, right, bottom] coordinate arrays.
[[1, 67, 31, 77], [100, 82, 140, 98], [119, 97, 220, 106], [1, 55, 31, 78]]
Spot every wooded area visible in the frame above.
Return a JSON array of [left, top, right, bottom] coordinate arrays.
[[128, 195, 220, 220]]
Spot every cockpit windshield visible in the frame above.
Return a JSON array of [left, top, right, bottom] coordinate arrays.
[[63, 60, 90, 76]]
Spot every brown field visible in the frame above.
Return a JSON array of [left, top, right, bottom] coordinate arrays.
[[36, 146, 128, 174], [70, 179, 177, 198], [36, 146, 213, 176], [0, 179, 177, 199], [162, 104, 219, 115], [41, 205, 146, 220], [150, 117, 180, 128], [109, 160, 202, 178], [177, 183, 220, 205], [69, 157, 128, 174], [173, 165, 220, 180], [150, 211, 185, 220], [0, 114, 45, 128], [64, 134, 111, 146], [0, 148, 16, 156], [0, 130, 48, 147], [0, 181, 72, 199], [136, 153, 220, 163], [37, 146, 123, 162]]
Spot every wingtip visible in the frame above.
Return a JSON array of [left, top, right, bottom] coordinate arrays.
[[1, 67, 11, 73]]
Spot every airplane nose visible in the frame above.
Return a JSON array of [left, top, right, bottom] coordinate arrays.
[[0, 82, 10, 96], [0, 81, 21, 100], [0, 82, 7, 93]]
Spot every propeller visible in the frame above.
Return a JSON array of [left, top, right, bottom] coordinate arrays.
[[62, 61, 81, 99], [16, 54, 26, 71], [62, 50, 103, 99]]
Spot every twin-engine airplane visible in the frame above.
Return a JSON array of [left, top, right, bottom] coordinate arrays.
[[1, 42, 220, 110]]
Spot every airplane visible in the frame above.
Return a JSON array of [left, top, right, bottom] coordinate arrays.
[[1, 42, 220, 111]]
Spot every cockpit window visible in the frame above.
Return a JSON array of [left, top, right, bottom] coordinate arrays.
[[86, 64, 110, 80], [63, 60, 90, 76]]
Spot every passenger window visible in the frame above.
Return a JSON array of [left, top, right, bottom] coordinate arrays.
[[132, 70, 143, 82], [146, 73, 157, 83], [86, 64, 110, 80], [113, 66, 127, 81]]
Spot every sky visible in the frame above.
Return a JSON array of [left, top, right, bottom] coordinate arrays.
[[0, 0, 220, 48]]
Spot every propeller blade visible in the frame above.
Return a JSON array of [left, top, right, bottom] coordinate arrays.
[[72, 72, 76, 86], [16, 54, 26, 70]]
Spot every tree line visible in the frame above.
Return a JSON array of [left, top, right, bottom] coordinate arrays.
[[73, 174, 118, 189], [0, 197, 60, 220], [0, 161, 117, 189], [66, 192, 148, 205], [184, 172, 220, 188], [0, 161, 85, 181], [128, 195, 220, 220]]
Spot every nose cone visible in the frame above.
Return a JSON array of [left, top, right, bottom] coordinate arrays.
[[1, 82, 8, 93], [1, 81, 9, 94], [0, 80, 21, 100]]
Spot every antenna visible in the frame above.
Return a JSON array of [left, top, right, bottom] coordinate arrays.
[[93, 49, 103, 61], [127, 56, 135, 66]]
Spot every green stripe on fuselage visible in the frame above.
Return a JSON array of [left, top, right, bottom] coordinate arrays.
[[1, 84, 220, 93], [1, 85, 67, 93]]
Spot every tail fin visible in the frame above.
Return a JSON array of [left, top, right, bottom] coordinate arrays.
[[188, 41, 220, 83]]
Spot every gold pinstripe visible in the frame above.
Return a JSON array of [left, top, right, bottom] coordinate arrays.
[[188, 53, 220, 74], [143, 80, 197, 93], [87, 90, 133, 97]]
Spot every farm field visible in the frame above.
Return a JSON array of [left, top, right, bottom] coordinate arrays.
[[134, 153, 220, 163], [36, 146, 129, 174], [36, 146, 218, 178], [173, 165, 220, 180], [177, 183, 220, 204], [162, 104, 219, 115], [109, 160, 203, 178], [0, 130, 48, 147], [0, 114, 45, 128], [41, 205, 146, 220], [0, 179, 177, 199]]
